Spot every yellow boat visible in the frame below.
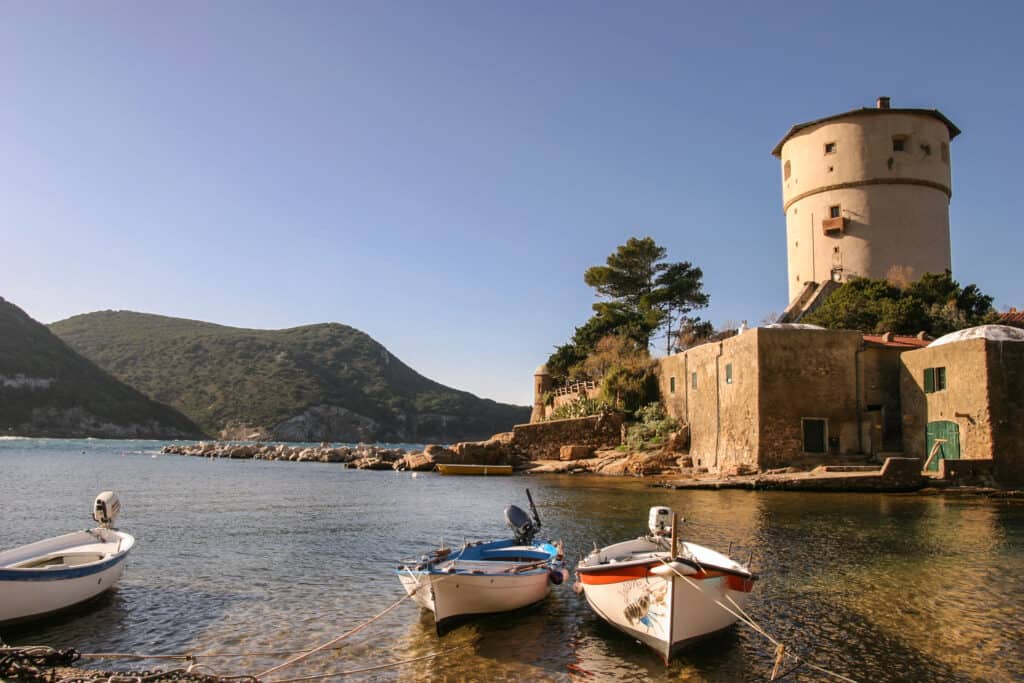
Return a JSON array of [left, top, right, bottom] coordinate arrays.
[[435, 463, 514, 476]]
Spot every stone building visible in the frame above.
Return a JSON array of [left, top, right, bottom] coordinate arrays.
[[899, 326, 1024, 485], [530, 364, 552, 423], [773, 97, 960, 307], [657, 325, 918, 474]]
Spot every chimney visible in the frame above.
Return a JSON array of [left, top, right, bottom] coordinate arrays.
[[881, 331, 893, 342], [876, 96, 891, 109]]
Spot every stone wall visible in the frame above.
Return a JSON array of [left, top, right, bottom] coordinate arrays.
[[987, 341, 1024, 485], [657, 353, 687, 424], [512, 413, 624, 460], [757, 328, 863, 469], [900, 338, 994, 464], [860, 347, 904, 454]]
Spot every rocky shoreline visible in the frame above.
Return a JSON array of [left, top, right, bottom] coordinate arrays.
[[158, 437, 687, 477]]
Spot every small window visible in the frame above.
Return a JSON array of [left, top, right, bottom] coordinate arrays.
[[725, 363, 733, 384], [829, 205, 841, 219], [691, 372, 697, 390], [824, 142, 836, 155], [941, 142, 949, 164], [669, 376, 676, 394], [784, 160, 791, 180], [802, 418, 827, 454], [924, 366, 947, 393], [892, 136, 907, 152]]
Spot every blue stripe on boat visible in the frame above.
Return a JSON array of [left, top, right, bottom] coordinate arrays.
[[0, 552, 128, 582]]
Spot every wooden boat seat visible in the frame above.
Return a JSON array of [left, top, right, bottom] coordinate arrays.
[[12, 553, 105, 569]]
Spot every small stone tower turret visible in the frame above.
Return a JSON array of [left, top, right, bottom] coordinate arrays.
[[773, 97, 960, 303], [530, 364, 552, 423]]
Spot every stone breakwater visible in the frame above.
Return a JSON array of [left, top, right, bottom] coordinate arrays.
[[160, 432, 534, 472]]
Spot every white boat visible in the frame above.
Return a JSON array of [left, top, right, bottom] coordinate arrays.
[[576, 506, 756, 662], [0, 492, 135, 626], [397, 491, 565, 632]]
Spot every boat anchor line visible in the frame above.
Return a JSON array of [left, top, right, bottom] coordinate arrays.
[[651, 555, 858, 683]]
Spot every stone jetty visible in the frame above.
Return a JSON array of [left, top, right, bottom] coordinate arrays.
[[159, 433, 532, 472]]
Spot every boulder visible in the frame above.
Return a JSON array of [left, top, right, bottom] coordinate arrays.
[[559, 445, 595, 461]]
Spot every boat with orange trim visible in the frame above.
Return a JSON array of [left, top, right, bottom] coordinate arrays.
[[575, 506, 755, 662]]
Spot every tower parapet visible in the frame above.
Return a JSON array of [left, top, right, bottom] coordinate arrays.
[[773, 98, 960, 302]]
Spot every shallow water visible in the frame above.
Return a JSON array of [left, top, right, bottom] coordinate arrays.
[[1, 438, 1021, 682]]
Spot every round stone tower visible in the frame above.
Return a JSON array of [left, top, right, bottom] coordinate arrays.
[[773, 97, 960, 302], [530, 364, 552, 423]]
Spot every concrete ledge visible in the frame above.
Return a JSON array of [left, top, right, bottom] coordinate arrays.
[[661, 457, 925, 492]]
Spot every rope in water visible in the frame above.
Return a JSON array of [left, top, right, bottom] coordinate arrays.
[[653, 556, 858, 683], [255, 573, 439, 680], [264, 644, 472, 683]]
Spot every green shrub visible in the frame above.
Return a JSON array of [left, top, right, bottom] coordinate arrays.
[[547, 395, 612, 421], [624, 402, 679, 451], [599, 364, 659, 414]]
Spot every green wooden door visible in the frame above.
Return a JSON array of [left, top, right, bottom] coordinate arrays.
[[925, 421, 960, 472]]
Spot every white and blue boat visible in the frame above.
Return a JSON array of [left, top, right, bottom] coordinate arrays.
[[0, 492, 134, 627], [397, 491, 565, 631]]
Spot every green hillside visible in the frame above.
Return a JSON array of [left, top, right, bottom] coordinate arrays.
[[0, 298, 201, 438], [50, 310, 530, 442]]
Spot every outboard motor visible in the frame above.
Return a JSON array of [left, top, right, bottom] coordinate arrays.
[[648, 506, 674, 537], [93, 491, 121, 529], [505, 505, 537, 545]]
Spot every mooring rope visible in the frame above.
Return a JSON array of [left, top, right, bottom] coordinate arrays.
[[264, 644, 472, 683], [254, 575, 438, 680], [653, 556, 858, 683]]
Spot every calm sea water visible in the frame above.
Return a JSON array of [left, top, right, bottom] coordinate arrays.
[[0, 438, 1021, 682]]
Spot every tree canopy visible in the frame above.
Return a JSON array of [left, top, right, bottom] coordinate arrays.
[[582, 236, 708, 353], [546, 237, 709, 383], [802, 272, 998, 336]]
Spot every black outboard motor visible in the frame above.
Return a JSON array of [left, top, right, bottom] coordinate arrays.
[[504, 505, 536, 545], [505, 489, 543, 545]]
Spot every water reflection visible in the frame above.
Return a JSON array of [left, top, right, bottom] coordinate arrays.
[[0, 442, 1021, 682]]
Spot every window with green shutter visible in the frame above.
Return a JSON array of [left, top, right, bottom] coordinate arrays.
[[669, 376, 676, 394], [936, 367, 947, 391], [924, 368, 935, 393]]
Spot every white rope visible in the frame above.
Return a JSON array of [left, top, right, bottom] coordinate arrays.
[[254, 590, 417, 679], [264, 644, 472, 683], [255, 572, 446, 680], [653, 556, 857, 683]]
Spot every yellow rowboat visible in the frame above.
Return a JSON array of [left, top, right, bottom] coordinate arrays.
[[436, 463, 514, 476]]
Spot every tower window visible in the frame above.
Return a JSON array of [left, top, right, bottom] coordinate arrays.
[[829, 205, 841, 218], [892, 136, 908, 152], [670, 376, 676, 394], [941, 142, 949, 164], [784, 160, 791, 180], [824, 142, 836, 155]]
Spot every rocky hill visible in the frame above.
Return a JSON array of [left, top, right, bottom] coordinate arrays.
[[50, 311, 530, 442], [0, 298, 201, 438]]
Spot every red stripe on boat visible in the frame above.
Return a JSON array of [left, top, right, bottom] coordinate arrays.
[[578, 563, 658, 585], [579, 564, 754, 591]]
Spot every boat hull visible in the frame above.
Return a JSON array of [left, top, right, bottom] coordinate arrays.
[[577, 539, 754, 661], [0, 530, 135, 626], [435, 464, 513, 476], [399, 569, 552, 628], [397, 538, 561, 631]]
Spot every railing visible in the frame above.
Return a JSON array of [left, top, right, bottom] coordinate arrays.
[[553, 380, 597, 397]]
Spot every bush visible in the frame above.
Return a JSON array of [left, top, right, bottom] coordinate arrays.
[[624, 402, 679, 451], [546, 395, 612, 421], [599, 363, 659, 414]]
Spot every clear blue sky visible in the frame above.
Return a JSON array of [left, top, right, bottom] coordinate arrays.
[[2, 1, 1021, 405]]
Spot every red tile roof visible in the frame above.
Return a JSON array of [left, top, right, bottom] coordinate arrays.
[[862, 333, 931, 350], [1000, 308, 1024, 328]]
